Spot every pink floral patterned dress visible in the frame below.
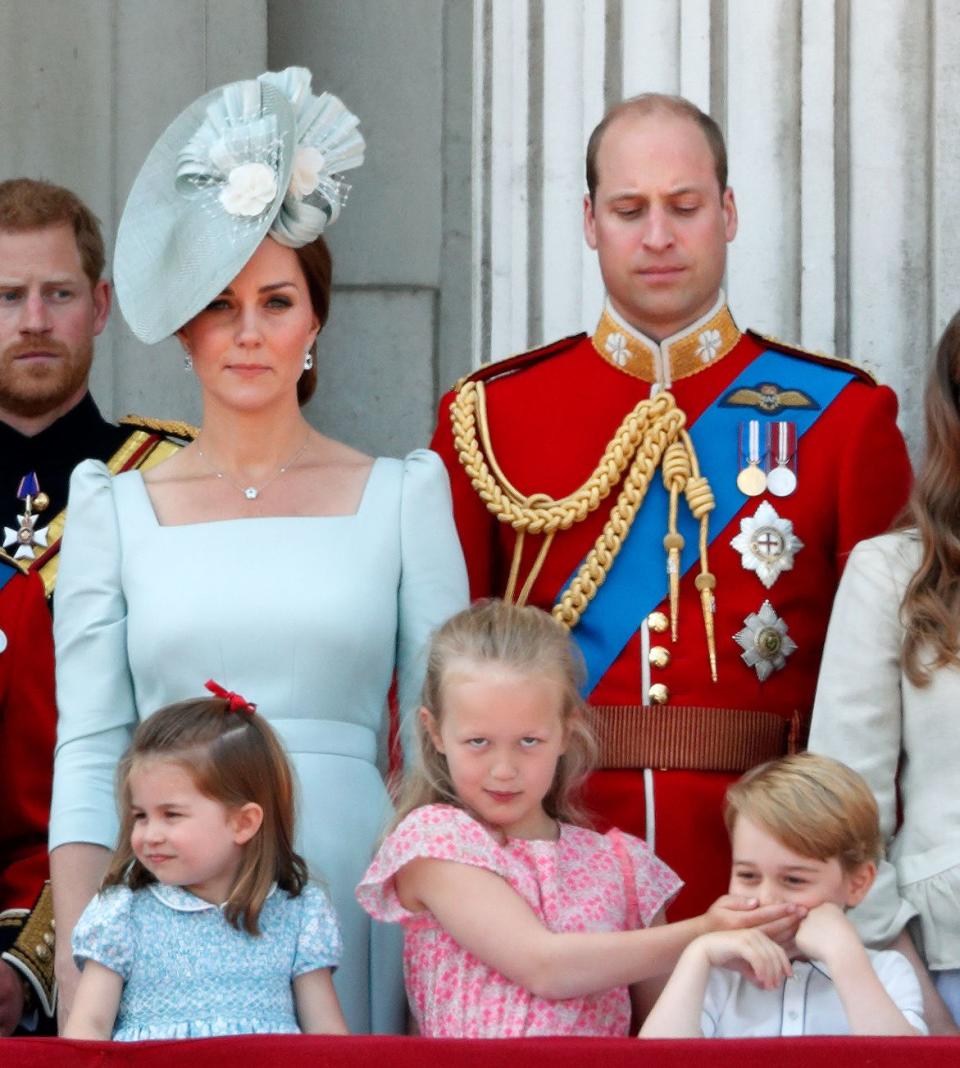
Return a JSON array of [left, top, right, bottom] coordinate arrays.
[[356, 804, 681, 1037]]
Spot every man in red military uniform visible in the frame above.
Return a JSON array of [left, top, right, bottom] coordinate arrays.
[[0, 178, 192, 1031], [431, 95, 911, 921]]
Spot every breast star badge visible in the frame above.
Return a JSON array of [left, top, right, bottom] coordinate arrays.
[[734, 600, 797, 682], [730, 500, 804, 589]]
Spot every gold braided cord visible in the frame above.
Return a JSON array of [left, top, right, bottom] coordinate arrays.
[[552, 410, 685, 630], [453, 380, 682, 534], [450, 378, 720, 678]]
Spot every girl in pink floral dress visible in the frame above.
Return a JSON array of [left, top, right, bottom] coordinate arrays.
[[357, 601, 803, 1037]]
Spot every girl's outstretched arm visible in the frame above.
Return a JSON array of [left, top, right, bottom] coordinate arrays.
[[397, 857, 801, 1000], [293, 968, 349, 1034], [61, 960, 122, 1040]]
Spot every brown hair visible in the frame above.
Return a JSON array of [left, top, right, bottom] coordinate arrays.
[[585, 94, 728, 204], [393, 600, 597, 828], [102, 697, 307, 935], [293, 235, 333, 407], [899, 310, 960, 685], [0, 177, 105, 286], [724, 752, 883, 873]]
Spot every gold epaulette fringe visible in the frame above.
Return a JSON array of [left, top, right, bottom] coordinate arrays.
[[119, 414, 198, 440]]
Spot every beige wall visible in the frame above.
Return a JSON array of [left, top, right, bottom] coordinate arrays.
[[0, 0, 267, 428]]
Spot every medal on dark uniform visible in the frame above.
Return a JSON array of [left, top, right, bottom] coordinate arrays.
[[736, 420, 767, 496], [3, 472, 50, 560], [766, 421, 798, 497]]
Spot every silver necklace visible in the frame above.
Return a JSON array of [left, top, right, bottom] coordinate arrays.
[[195, 434, 311, 501]]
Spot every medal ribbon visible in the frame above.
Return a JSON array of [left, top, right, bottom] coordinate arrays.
[[564, 349, 854, 695]]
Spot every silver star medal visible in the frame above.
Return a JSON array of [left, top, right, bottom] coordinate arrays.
[[3, 512, 49, 560], [734, 600, 797, 681], [730, 500, 804, 589]]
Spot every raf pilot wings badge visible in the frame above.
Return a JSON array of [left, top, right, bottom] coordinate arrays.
[[719, 382, 820, 415]]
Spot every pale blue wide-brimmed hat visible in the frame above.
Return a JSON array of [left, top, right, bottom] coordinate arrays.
[[115, 67, 364, 344]]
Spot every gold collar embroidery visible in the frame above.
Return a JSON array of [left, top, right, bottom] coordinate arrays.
[[592, 300, 741, 385]]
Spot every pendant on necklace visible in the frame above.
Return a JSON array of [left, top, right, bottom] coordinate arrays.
[[244, 487, 258, 500]]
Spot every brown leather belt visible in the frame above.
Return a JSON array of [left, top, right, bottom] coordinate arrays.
[[588, 704, 800, 773]]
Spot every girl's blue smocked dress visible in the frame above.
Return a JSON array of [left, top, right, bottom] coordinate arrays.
[[72, 881, 341, 1039]]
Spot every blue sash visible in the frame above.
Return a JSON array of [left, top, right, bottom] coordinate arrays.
[[0, 558, 17, 592], [563, 350, 855, 695]]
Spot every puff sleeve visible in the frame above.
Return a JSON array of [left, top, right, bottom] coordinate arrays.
[[357, 805, 506, 924], [605, 829, 683, 928], [395, 450, 468, 758], [72, 886, 135, 979], [49, 460, 137, 852], [292, 883, 344, 976]]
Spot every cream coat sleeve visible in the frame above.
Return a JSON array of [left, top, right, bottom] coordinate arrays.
[[808, 536, 918, 945]]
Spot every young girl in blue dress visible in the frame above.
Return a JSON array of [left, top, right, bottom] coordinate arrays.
[[64, 683, 348, 1040]]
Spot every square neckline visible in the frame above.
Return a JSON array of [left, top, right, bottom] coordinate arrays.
[[128, 456, 383, 528]]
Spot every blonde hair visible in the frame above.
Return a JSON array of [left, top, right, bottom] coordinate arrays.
[[394, 600, 597, 828], [724, 752, 882, 872], [102, 697, 307, 935]]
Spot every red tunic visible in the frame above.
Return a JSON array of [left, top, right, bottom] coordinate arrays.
[[0, 563, 55, 921], [431, 306, 911, 919]]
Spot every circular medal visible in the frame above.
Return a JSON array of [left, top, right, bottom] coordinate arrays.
[[736, 464, 767, 497], [766, 465, 797, 497]]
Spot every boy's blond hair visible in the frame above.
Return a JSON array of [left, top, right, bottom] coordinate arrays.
[[724, 752, 883, 872]]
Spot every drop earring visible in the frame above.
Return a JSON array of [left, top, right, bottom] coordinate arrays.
[[303, 348, 314, 372], [183, 350, 193, 371]]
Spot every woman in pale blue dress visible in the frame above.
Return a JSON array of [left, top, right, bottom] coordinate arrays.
[[48, 67, 467, 1035]]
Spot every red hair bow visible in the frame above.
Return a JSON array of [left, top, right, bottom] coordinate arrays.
[[204, 679, 257, 715]]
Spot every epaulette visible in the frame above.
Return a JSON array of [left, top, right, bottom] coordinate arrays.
[[746, 329, 879, 386], [26, 416, 196, 599], [119, 414, 198, 441], [453, 332, 587, 392]]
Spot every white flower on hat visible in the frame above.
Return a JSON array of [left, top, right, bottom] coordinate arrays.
[[219, 162, 278, 217], [289, 146, 327, 200]]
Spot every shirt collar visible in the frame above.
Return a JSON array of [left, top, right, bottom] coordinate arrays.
[[591, 292, 741, 390], [147, 881, 278, 912]]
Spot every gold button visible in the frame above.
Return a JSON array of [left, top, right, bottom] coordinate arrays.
[[647, 611, 669, 634], [649, 683, 670, 705], [649, 645, 671, 669], [35, 944, 50, 961], [43, 932, 55, 947]]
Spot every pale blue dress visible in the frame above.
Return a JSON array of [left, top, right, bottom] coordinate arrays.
[[72, 882, 341, 1040], [49, 450, 468, 1034]]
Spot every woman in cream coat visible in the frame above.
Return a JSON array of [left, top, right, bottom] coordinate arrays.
[[809, 312, 960, 1033]]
